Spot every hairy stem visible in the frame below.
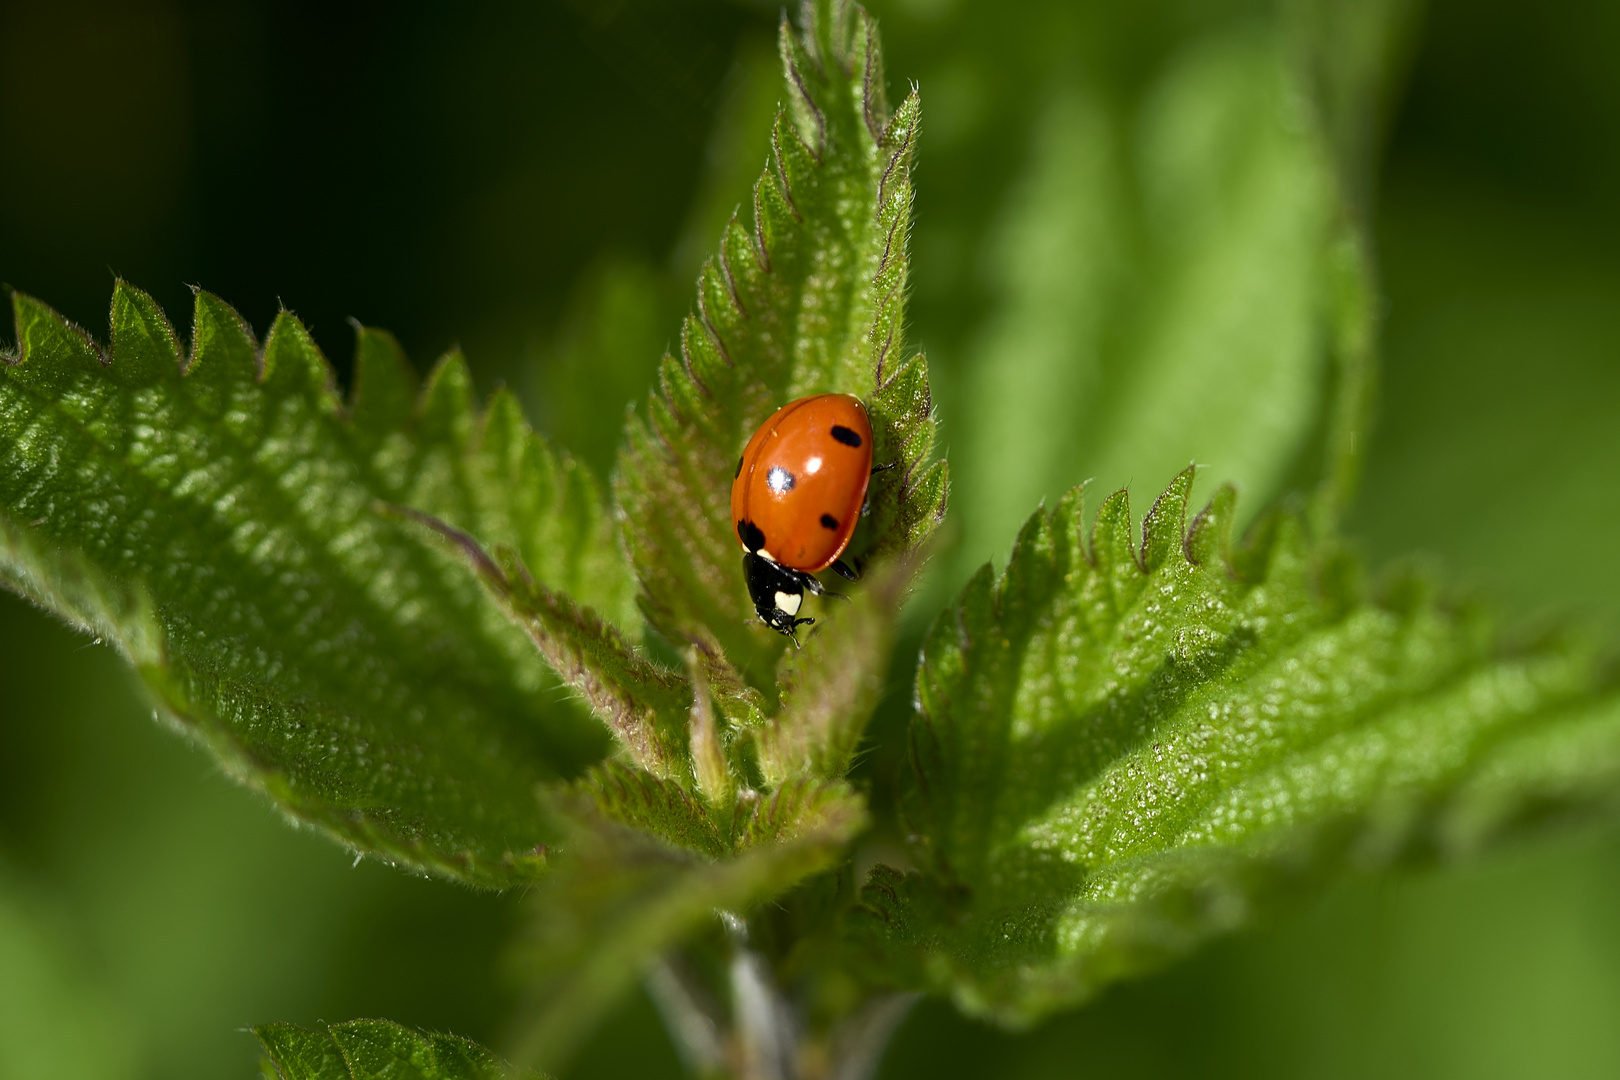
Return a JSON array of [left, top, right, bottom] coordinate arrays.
[[647, 915, 915, 1080]]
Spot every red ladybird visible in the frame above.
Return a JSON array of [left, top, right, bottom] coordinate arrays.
[[731, 393, 874, 638]]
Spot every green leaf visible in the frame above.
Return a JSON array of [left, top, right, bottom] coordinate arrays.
[[861, 468, 1620, 1024], [507, 777, 868, 1070], [393, 513, 691, 780], [254, 1019, 534, 1080], [0, 284, 639, 886], [615, 0, 946, 687], [358, 330, 638, 632], [951, 22, 1362, 582], [756, 554, 916, 785]]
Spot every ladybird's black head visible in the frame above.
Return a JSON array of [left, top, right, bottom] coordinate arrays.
[[743, 552, 816, 639]]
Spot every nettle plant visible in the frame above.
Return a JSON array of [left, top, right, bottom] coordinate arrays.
[[5, 4, 1620, 1079]]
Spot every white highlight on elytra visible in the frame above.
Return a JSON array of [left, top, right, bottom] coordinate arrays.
[[767, 465, 795, 494], [805, 455, 823, 474], [774, 591, 802, 616]]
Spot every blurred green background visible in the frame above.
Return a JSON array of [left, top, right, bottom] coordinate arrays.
[[2, 0, 1619, 1077]]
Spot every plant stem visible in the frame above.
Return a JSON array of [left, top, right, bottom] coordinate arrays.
[[645, 957, 727, 1077], [823, 993, 920, 1080], [645, 915, 918, 1080]]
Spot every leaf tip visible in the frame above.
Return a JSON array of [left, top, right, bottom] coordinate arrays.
[[1088, 487, 1135, 571], [109, 279, 184, 380], [261, 308, 338, 399], [1140, 464, 1196, 573], [1186, 483, 1239, 568], [4, 290, 105, 372]]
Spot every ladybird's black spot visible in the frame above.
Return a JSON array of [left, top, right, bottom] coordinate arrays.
[[767, 465, 796, 494], [830, 425, 863, 448], [820, 513, 839, 530], [737, 519, 766, 552], [735, 455, 744, 479]]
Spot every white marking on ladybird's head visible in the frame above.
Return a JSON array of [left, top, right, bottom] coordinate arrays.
[[767, 465, 796, 494], [774, 591, 802, 616], [805, 455, 823, 474], [758, 549, 777, 563]]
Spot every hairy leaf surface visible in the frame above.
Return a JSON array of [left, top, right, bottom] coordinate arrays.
[[255, 1020, 530, 1080], [862, 468, 1620, 1023], [758, 555, 914, 785], [0, 285, 637, 885], [394, 513, 692, 780], [615, 0, 946, 688]]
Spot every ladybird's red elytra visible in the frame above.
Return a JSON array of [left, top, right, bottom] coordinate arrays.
[[732, 394, 873, 571], [731, 393, 875, 639]]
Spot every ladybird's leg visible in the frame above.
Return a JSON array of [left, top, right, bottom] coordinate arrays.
[[787, 616, 815, 648], [800, 573, 851, 603], [831, 557, 861, 582]]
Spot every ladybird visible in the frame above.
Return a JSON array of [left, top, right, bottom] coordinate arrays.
[[731, 393, 874, 639]]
